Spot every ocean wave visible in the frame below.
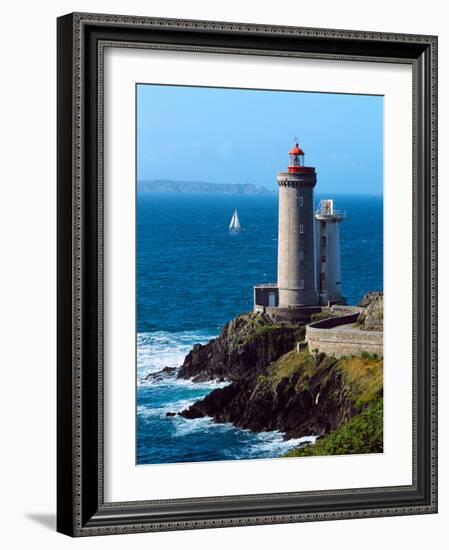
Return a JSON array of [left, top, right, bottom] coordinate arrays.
[[173, 416, 216, 436], [136, 330, 317, 463], [233, 432, 317, 459], [137, 329, 216, 378], [167, 413, 317, 457], [138, 398, 197, 420], [139, 375, 229, 390], [251, 433, 317, 454]]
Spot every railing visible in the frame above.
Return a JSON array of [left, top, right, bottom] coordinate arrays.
[[315, 207, 346, 218]]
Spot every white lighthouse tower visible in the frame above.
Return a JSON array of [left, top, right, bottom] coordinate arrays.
[[315, 199, 346, 305]]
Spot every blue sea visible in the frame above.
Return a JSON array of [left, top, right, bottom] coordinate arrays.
[[136, 193, 383, 465]]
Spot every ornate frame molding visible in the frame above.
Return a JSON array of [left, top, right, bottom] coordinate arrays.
[[57, 12, 437, 537]]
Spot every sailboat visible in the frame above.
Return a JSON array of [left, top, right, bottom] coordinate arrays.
[[229, 209, 242, 232]]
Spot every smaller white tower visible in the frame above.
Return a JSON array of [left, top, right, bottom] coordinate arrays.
[[315, 199, 346, 305]]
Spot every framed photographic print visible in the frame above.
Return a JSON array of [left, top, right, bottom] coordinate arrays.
[[57, 12, 438, 536]]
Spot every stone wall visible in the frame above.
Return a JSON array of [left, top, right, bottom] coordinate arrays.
[[306, 315, 383, 358]]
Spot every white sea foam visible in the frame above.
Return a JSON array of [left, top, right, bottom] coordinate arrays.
[[173, 416, 223, 437], [137, 404, 163, 420], [172, 418, 318, 457], [240, 432, 318, 459], [137, 330, 317, 461], [137, 329, 216, 379], [139, 375, 229, 391], [138, 375, 228, 390], [137, 398, 197, 420]]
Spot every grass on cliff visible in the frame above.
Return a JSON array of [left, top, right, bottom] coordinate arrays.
[[338, 355, 383, 411], [255, 350, 319, 394], [263, 350, 384, 457], [284, 398, 383, 457], [256, 350, 383, 404], [233, 313, 305, 347]]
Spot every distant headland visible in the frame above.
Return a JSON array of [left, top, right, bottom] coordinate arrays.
[[137, 179, 273, 195]]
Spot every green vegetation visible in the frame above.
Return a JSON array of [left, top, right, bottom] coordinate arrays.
[[284, 398, 383, 457], [338, 355, 383, 411], [255, 349, 327, 394], [228, 312, 383, 458], [256, 349, 382, 404], [233, 313, 304, 347], [254, 349, 383, 457]]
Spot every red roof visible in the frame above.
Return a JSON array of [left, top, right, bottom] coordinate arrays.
[[289, 143, 304, 155]]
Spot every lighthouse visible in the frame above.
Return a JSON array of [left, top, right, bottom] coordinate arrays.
[[277, 143, 318, 307], [253, 141, 346, 321]]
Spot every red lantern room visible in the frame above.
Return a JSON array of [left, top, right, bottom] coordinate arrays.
[[288, 142, 305, 173]]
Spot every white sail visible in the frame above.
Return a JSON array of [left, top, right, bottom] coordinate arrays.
[[229, 209, 242, 231], [233, 210, 241, 229]]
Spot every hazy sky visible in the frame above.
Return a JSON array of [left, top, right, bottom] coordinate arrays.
[[137, 84, 383, 195]]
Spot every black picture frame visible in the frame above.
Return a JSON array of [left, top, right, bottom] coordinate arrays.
[[57, 12, 438, 537]]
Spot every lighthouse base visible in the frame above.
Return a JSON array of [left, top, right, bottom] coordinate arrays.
[[253, 284, 322, 323], [254, 304, 323, 324]]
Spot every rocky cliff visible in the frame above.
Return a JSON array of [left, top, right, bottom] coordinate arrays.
[[358, 291, 384, 331], [178, 312, 304, 383], [177, 311, 383, 452]]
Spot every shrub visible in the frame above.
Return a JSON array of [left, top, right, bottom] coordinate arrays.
[[285, 399, 383, 457]]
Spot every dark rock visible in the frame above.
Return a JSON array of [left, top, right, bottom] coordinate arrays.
[[179, 407, 206, 419], [165, 412, 176, 417], [180, 351, 357, 440], [191, 372, 215, 383], [140, 366, 177, 384], [358, 292, 383, 331], [178, 312, 305, 383], [161, 366, 177, 373], [177, 308, 380, 442], [358, 291, 383, 308]]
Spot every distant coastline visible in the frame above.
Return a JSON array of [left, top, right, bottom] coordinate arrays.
[[137, 179, 273, 195]]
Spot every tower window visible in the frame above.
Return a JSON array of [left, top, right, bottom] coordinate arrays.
[[300, 224, 304, 234], [299, 279, 304, 289], [299, 196, 303, 206]]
